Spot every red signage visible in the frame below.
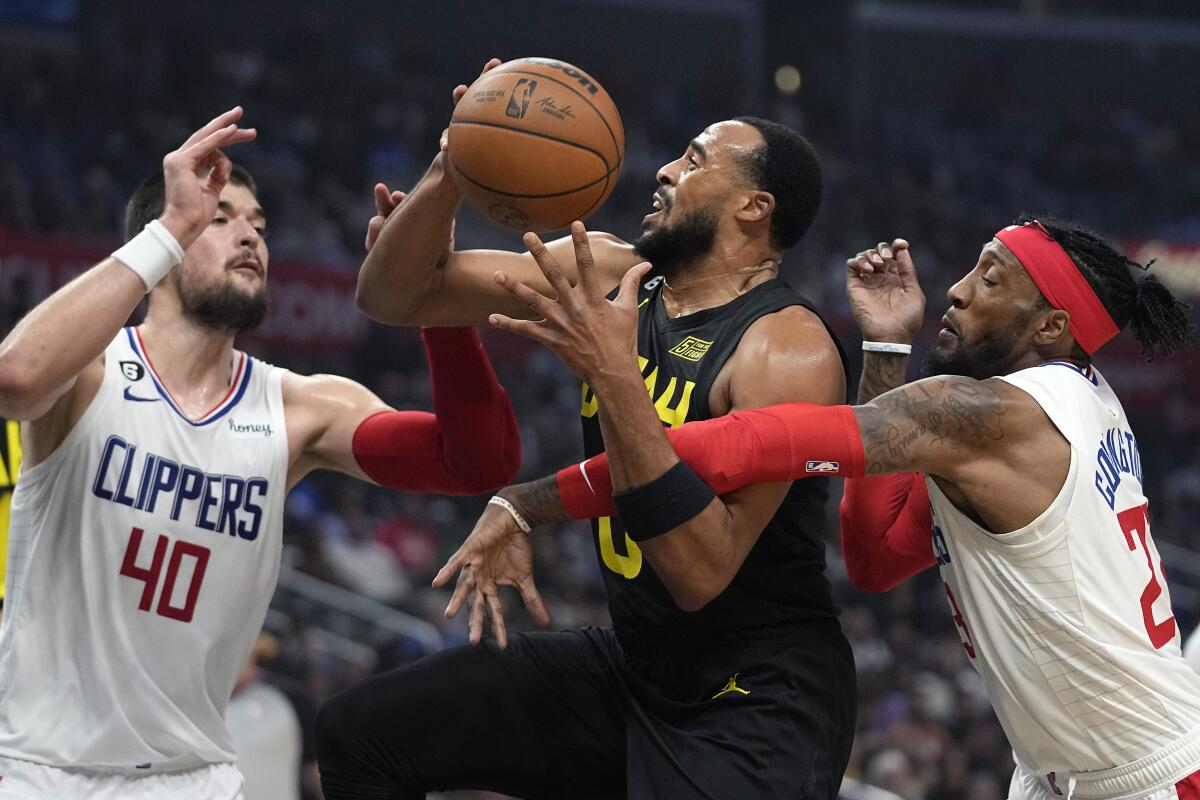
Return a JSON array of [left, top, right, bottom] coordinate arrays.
[[0, 229, 365, 351]]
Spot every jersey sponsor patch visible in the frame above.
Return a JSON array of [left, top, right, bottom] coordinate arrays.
[[226, 418, 274, 438], [668, 336, 714, 362], [805, 460, 839, 473], [120, 360, 146, 382]]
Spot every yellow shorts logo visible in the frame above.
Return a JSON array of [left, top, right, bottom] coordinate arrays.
[[668, 336, 713, 362]]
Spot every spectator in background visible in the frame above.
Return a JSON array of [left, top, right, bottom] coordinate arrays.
[[226, 632, 307, 800]]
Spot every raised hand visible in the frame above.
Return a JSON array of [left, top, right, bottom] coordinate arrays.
[[489, 221, 651, 386], [845, 239, 926, 344], [432, 499, 549, 649], [159, 107, 257, 248], [439, 57, 503, 153]]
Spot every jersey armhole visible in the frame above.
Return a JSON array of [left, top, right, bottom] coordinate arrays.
[[17, 353, 115, 486]]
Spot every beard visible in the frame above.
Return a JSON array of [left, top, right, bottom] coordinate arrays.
[[633, 206, 719, 279], [921, 313, 1030, 380], [174, 269, 268, 334]]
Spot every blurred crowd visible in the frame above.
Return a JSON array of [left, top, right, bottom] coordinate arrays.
[[2, 7, 1199, 800]]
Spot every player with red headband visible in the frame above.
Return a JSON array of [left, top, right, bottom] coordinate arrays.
[[454, 214, 1196, 800]]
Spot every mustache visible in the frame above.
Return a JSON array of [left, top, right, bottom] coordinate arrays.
[[655, 189, 672, 211], [224, 250, 264, 272]]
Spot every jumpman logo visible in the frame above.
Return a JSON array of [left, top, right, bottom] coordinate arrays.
[[711, 673, 750, 699]]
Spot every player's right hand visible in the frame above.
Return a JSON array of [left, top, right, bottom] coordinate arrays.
[[845, 239, 926, 345], [431, 495, 549, 649], [159, 107, 257, 249], [439, 57, 503, 153]]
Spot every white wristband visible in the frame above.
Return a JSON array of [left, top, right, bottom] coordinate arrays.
[[111, 220, 185, 292], [862, 340, 913, 355], [488, 495, 532, 534]]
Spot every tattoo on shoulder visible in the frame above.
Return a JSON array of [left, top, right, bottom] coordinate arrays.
[[858, 378, 1007, 475]]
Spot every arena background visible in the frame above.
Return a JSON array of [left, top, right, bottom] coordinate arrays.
[[2, 1, 1199, 798]]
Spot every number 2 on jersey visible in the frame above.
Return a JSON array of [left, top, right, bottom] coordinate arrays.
[[1117, 503, 1176, 649], [119, 527, 210, 623]]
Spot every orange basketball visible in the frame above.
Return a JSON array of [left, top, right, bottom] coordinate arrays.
[[446, 57, 624, 233]]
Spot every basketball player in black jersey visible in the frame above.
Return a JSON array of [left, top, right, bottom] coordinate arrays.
[[317, 62, 855, 799]]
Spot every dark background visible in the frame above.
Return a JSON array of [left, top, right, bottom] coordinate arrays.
[[2, 1, 1199, 798]]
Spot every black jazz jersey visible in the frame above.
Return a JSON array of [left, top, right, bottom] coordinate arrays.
[[581, 274, 849, 654]]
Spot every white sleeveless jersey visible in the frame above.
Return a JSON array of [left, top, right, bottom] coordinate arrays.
[[927, 362, 1200, 792], [0, 327, 289, 773]]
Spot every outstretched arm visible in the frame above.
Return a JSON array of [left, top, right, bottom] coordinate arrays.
[[285, 327, 519, 493], [289, 185, 520, 492], [552, 376, 1017, 511]]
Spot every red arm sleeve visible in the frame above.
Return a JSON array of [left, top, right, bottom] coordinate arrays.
[[352, 328, 521, 495], [839, 474, 936, 592], [556, 402, 865, 518]]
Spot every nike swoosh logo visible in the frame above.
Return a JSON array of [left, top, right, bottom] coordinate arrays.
[[579, 459, 596, 495], [124, 387, 159, 403]]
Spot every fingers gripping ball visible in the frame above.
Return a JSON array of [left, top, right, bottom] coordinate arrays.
[[447, 57, 624, 233]]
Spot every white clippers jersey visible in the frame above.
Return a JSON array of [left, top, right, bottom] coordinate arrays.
[[927, 362, 1200, 787], [0, 327, 289, 773]]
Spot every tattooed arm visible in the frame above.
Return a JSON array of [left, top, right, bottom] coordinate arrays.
[[846, 239, 924, 404], [854, 376, 1012, 477], [857, 353, 910, 404], [841, 237, 934, 589], [852, 375, 1069, 533]]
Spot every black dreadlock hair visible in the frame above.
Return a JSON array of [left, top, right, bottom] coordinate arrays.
[[1014, 213, 1195, 361]]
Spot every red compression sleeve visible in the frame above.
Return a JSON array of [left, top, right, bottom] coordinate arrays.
[[352, 328, 521, 494], [839, 474, 936, 592], [557, 403, 865, 519]]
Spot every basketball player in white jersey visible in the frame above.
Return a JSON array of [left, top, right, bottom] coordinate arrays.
[[445, 215, 1197, 799], [0, 107, 521, 799]]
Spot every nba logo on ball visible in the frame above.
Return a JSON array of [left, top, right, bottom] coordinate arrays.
[[447, 57, 624, 231], [505, 79, 537, 119]]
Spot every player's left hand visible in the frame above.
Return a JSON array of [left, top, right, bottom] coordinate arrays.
[[490, 221, 651, 386], [432, 499, 549, 649], [364, 183, 406, 253]]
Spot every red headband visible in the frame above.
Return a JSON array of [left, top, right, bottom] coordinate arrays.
[[994, 221, 1118, 355]]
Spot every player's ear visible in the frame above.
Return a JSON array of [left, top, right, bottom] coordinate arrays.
[[1032, 308, 1071, 349], [736, 189, 774, 224]]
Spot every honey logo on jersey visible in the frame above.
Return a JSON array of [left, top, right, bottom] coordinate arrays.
[[668, 336, 714, 362], [227, 418, 274, 438]]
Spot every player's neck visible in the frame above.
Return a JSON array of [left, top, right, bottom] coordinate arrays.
[[138, 307, 239, 410], [662, 248, 779, 318]]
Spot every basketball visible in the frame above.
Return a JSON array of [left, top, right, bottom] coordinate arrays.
[[446, 57, 624, 232]]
